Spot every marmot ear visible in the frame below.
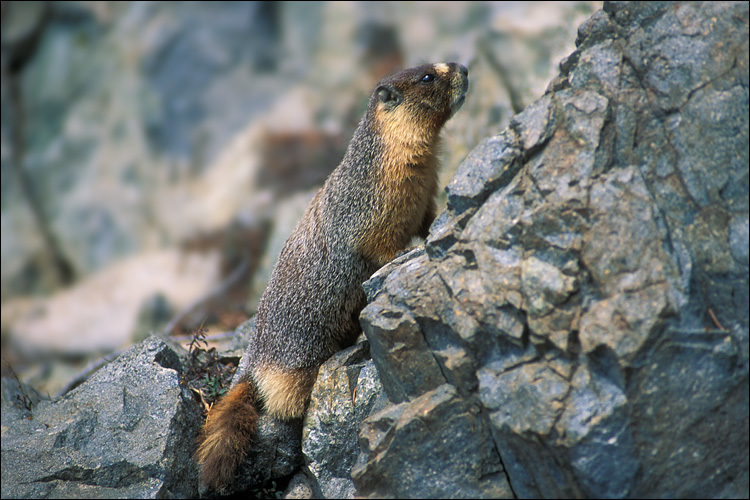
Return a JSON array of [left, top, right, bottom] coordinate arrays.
[[377, 85, 402, 106]]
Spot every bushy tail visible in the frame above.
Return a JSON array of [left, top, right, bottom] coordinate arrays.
[[195, 380, 259, 491]]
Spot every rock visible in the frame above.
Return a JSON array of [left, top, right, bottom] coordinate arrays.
[[1, 376, 48, 416], [0, 3, 608, 496], [352, 384, 513, 499], [6, 3, 744, 498], [444, 131, 522, 216], [0, 1, 596, 300], [282, 471, 316, 499], [132, 292, 174, 343], [0, 337, 202, 498], [0, 1, 297, 295], [303, 341, 388, 499], [358, 2, 749, 498]]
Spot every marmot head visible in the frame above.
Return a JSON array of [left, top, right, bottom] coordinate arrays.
[[370, 62, 469, 146]]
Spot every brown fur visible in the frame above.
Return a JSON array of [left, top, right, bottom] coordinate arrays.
[[254, 364, 319, 419], [195, 381, 259, 491], [357, 77, 449, 265]]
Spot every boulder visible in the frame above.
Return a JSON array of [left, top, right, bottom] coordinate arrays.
[[1, 337, 202, 498]]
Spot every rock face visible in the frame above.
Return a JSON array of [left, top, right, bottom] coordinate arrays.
[[355, 2, 749, 498], [303, 341, 389, 499], [0, 338, 202, 498]]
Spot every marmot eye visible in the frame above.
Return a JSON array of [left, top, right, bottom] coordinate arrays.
[[421, 73, 435, 84]]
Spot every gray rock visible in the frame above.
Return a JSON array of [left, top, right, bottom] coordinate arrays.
[[361, 253, 454, 405], [352, 384, 513, 499], [303, 341, 388, 499], [1, 337, 202, 498], [1, 375, 48, 414], [282, 471, 315, 499], [510, 92, 557, 154], [444, 131, 522, 217], [358, 1, 749, 498], [5, 3, 745, 498], [0, 1, 597, 301], [0, 1, 297, 291]]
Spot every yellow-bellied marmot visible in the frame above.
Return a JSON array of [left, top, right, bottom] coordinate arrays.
[[196, 62, 469, 491]]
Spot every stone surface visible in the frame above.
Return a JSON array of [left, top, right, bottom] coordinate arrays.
[[352, 384, 513, 499], [1, 337, 202, 498], [282, 471, 316, 499], [302, 341, 388, 499], [8, 249, 223, 358], [1, 1, 596, 299], [357, 2, 749, 498]]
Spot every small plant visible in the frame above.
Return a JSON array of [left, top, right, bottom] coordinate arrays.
[[183, 325, 236, 412], [201, 372, 227, 401]]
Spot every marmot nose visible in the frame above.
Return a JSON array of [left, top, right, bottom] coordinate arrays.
[[450, 63, 468, 77]]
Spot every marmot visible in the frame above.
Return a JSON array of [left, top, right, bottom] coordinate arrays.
[[196, 62, 469, 491]]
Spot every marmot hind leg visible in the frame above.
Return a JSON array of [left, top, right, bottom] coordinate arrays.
[[254, 364, 319, 420]]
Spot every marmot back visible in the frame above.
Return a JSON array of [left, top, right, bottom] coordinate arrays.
[[196, 62, 469, 491]]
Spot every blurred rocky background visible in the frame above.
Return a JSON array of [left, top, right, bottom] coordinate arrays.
[[1, 1, 598, 396]]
